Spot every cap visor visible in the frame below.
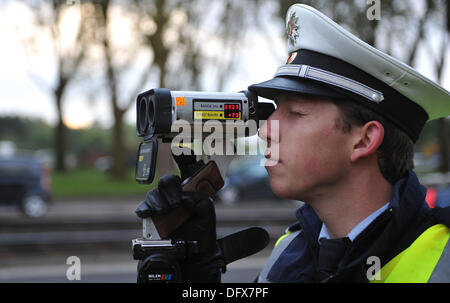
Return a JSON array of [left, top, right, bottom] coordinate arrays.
[[248, 76, 345, 100]]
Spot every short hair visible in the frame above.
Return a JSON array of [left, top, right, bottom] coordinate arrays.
[[331, 98, 415, 184]]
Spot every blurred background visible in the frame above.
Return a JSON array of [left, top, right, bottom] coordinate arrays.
[[0, 0, 449, 282]]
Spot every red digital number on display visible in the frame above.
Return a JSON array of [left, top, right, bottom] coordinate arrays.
[[224, 103, 240, 119], [224, 104, 239, 110]]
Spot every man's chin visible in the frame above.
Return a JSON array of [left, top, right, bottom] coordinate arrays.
[[270, 182, 297, 200]]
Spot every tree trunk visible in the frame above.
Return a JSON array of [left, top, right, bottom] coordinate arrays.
[[155, 60, 175, 177], [54, 91, 66, 172], [111, 108, 126, 180]]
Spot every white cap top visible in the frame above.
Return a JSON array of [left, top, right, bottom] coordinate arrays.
[[285, 4, 450, 121]]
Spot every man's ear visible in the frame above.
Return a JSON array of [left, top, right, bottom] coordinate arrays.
[[350, 121, 384, 162]]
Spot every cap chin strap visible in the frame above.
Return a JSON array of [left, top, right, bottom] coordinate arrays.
[[275, 64, 384, 103]]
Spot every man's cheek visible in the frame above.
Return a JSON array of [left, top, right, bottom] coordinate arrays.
[[297, 153, 319, 176]]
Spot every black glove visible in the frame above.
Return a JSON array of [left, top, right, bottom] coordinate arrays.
[[135, 174, 225, 282]]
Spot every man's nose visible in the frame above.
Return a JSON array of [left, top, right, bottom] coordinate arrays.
[[258, 119, 268, 141], [258, 110, 277, 142], [258, 117, 270, 142]]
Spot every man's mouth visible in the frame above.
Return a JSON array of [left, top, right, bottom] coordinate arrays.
[[264, 148, 281, 167]]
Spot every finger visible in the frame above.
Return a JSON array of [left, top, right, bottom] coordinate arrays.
[[172, 153, 199, 181], [145, 188, 170, 215], [135, 199, 153, 218], [181, 191, 210, 210], [158, 175, 183, 208]]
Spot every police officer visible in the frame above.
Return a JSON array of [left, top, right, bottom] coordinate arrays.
[[137, 4, 450, 282]]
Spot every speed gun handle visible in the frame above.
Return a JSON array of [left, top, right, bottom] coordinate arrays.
[[152, 161, 224, 239]]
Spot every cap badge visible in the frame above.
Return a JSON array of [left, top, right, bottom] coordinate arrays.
[[286, 51, 298, 64], [287, 11, 300, 46]]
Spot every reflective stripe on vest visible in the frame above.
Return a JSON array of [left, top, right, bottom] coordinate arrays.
[[275, 230, 292, 247], [371, 224, 450, 283]]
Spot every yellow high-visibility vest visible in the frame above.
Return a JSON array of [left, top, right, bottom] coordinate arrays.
[[371, 224, 450, 283], [261, 224, 450, 283]]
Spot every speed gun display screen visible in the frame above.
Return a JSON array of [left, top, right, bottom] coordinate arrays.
[[224, 104, 240, 119], [193, 100, 242, 120]]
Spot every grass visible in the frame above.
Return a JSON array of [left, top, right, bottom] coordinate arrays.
[[51, 168, 157, 198]]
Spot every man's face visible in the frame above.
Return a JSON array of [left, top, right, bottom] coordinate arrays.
[[259, 93, 354, 202]]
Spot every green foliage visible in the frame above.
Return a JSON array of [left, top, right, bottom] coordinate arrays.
[[52, 168, 157, 198], [0, 116, 52, 150], [67, 124, 111, 155]]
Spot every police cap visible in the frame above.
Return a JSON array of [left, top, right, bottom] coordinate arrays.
[[248, 4, 450, 142]]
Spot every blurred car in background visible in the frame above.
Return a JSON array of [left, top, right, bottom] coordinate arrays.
[[0, 156, 51, 217], [216, 156, 282, 205]]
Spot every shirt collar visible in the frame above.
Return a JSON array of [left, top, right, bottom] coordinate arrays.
[[318, 202, 390, 243]]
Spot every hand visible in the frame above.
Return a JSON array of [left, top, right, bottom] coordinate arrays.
[[135, 174, 225, 282]]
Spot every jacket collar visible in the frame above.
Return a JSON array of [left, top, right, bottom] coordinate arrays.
[[295, 171, 431, 276]]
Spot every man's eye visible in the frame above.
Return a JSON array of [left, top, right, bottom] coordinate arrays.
[[288, 111, 304, 117]]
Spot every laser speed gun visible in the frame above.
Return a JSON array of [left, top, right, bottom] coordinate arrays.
[[134, 88, 274, 184]]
